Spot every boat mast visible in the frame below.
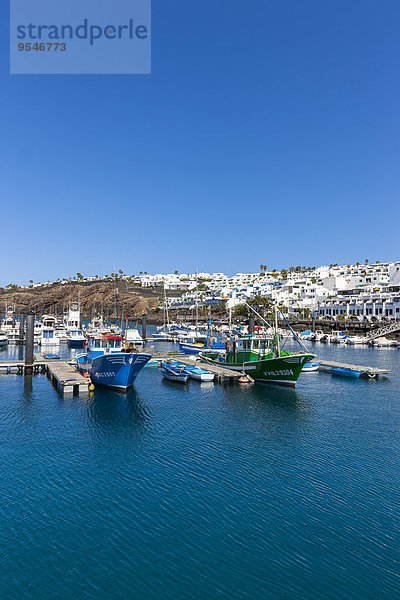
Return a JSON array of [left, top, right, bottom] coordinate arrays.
[[113, 270, 118, 321], [195, 267, 198, 336], [164, 285, 170, 330], [275, 303, 281, 357]]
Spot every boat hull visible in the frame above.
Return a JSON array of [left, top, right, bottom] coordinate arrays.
[[68, 339, 86, 348], [331, 368, 360, 378], [302, 362, 321, 372], [202, 352, 314, 386], [90, 352, 151, 391], [162, 372, 189, 383]]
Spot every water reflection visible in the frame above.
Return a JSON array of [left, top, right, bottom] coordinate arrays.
[[84, 386, 150, 435], [217, 381, 314, 439], [23, 371, 33, 399]]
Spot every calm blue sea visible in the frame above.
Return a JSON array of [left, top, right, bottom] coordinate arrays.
[[0, 335, 399, 599]]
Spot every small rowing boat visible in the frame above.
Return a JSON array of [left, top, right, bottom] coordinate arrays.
[[183, 364, 214, 382], [302, 362, 320, 372], [161, 362, 189, 383]]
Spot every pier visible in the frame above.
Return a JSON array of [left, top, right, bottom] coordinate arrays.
[[319, 360, 390, 378], [0, 355, 89, 396]]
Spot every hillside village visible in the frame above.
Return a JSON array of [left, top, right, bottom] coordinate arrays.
[[3, 260, 399, 322]]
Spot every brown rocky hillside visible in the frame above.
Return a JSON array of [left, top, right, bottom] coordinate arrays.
[[0, 281, 164, 322]]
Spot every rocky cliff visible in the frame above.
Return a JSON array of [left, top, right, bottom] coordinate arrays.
[[0, 281, 164, 322]]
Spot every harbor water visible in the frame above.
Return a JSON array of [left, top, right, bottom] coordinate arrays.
[[0, 337, 399, 599]]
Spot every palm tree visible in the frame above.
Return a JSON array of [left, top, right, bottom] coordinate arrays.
[[174, 270, 178, 275], [365, 259, 369, 264]]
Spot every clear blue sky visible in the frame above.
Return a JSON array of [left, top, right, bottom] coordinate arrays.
[[1, 0, 399, 285]]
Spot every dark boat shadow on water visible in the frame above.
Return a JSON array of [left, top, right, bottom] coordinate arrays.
[[84, 386, 150, 435], [220, 381, 315, 421], [161, 378, 190, 392]]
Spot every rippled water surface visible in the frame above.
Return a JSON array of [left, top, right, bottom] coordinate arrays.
[[0, 340, 399, 599]]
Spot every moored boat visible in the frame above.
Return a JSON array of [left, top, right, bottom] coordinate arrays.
[[331, 367, 360, 378], [161, 361, 189, 383], [67, 329, 86, 347], [201, 334, 314, 387], [39, 315, 60, 347], [125, 328, 144, 346], [76, 334, 151, 391], [184, 364, 214, 382], [302, 362, 321, 372]]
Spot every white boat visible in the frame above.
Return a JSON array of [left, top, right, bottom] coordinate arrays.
[[8, 328, 22, 344], [125, 328, 144, 345], [67, 329, 86, 347], [184, 364, 214, 381], [1, 308, 16, 333], [314, 330, 328, 342], [302, 361, 321, 372], [299, 330, 315, 341], [34, 320, 43, 344], [54, 323, 69, 342], [371, 337, 397, 348], [86, 315, 108, 335], [64, 302, 82, 331], [345, 335, 369, 345], [152, 329, 174, 341], [329, 331, 348, 344], [39, 315, 60, 347]]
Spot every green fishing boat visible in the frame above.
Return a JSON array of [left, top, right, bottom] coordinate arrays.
[[200, 333, 315, 387]]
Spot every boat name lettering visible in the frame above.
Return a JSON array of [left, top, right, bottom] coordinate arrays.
[[94, 371, 116, 378], [263, 369, 293, 377]]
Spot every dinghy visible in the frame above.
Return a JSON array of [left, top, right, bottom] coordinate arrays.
[[302, 362, 320, 372], [161, 362, 189, 383], [331, 367, 360, 378]]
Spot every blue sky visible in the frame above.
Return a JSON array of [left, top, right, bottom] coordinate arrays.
[[1, 0, 399, 285]]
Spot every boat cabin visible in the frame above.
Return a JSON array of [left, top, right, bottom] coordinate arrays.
[[87, 335, 124, 359]]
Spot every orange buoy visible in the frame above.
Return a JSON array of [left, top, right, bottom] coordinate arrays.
[[239, 375, 249, 384]]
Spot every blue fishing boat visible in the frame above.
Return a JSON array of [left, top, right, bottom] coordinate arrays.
[[76, 334, 151, 391], [331, 367, 360, 378], [161, 361, 189, 383]]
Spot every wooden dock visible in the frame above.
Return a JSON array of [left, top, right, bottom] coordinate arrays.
[[0, 355, 89, 396], [46, 361, 89, 396], [154, 352, 242, 384], [319, 360, 390, 377]]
